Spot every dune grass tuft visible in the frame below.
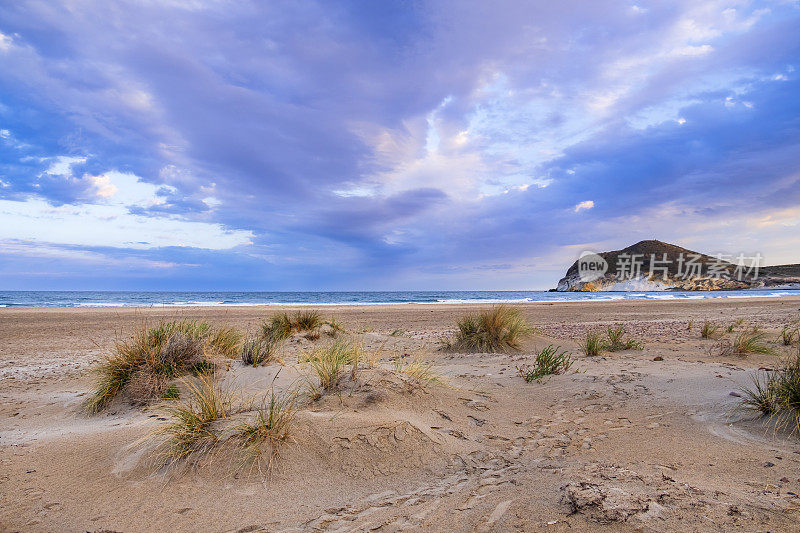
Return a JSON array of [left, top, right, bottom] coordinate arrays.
[[154, 372, 233, 465], [303, 339, 361, 394], [580, 331, 607, 357], [393, 356, 441, 387], [444, 305, 533, 353], [740, 350, 800, 434], [718, 328, 776, 357], [518, 345, 573, 383], [234, 390, 296, 468], [85, 347, 141, 414], [605, 325, 643, 351], [261, 310, 327, 341], [85, 320, 245, 413], [209, 327, 243, 357], [780, 325, 799, 346], [294, 310, 323, 331], [701, 320, 721, 340], [326, 317, 345, 337], [240, 336, 281, 366], [726, 318, 746, 334]]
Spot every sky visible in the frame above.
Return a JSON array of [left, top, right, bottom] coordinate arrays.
[[1, 0, 799, 291]]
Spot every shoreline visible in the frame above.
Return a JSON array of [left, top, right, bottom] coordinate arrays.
[[2, 290, 800, 309]]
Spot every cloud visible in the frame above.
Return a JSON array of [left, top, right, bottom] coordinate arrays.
[[0, 1, 799, 289]]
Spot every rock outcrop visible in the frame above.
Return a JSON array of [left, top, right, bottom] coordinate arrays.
[[555, 239, 800, 292]]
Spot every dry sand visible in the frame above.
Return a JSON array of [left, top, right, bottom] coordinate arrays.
[[2, 297, 800, 532]]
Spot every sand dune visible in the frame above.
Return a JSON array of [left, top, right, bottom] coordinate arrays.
[[2, 298, 800, 532]]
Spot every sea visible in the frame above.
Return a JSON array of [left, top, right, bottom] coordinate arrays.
[[1, 290, 800, 307]]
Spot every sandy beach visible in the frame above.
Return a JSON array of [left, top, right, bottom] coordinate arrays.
[[2, 297, 800, 532]]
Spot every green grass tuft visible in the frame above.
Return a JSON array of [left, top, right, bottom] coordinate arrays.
[[605, 325, 643, 351], [261, 310, 326, 341], [780, 325, 799, 346], [701, 320, 721, 339], [718, 328, 776, 356], [518, 345, 574, 383], [740, 350, 800, 434], [580, 331, 607, 357]]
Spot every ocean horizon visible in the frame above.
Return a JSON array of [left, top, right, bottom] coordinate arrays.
[[2, 289, 800, 307]]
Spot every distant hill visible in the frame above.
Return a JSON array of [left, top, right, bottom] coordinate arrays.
[[555, 239, 800, 292]]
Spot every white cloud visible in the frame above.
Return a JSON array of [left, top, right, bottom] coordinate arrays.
[[0, 31, 13, 52], [574, 200, 594, 212], [1, 170, 252, 250], [0, 197, 252, 249], [43, 155, 86, 176]]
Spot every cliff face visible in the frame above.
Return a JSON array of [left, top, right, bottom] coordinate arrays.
[[555, 240, 800, 292]]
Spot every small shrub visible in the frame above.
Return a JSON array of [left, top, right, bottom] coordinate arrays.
[[240, 336, 281, 366], [605, 325, 643, 351], [581, 331, 607, 356], [718, 328, 776, 356], [444, 305, 533, 353], [518, 345, 573, 383], [701, 320, 721, 340]]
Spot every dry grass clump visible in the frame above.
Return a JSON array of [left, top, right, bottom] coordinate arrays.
[[154, 372, 233, 465], [261, 310, 330, 341], [605, 325, 643, 351], [701, 320, 721, 339], [149, 372, 297, 471], [740, 349, 800, 434], [717, 328, 776, 357], [443, 305, 533, 353], [518, 345, 573, 383], [303, 339, 361, 395], [240, 336, 282, 366], [393, 356, 441, 388], [86, 323, 217, 413], [233, 390, 296, 468], [209, 327, 243, 357]]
